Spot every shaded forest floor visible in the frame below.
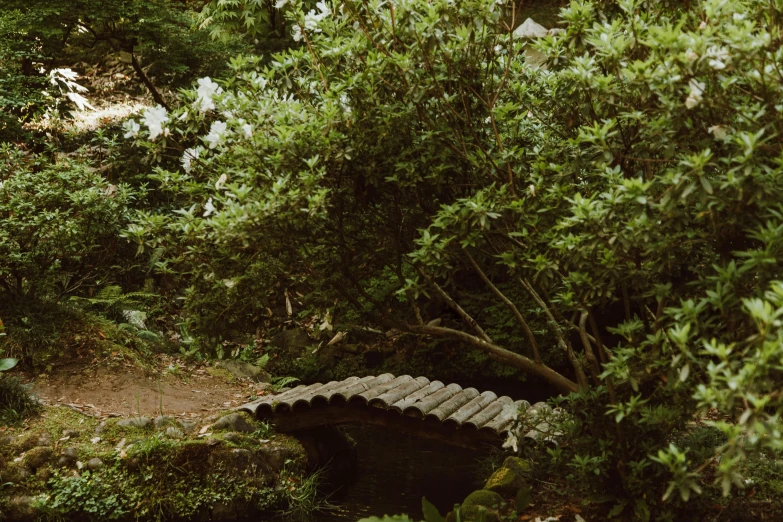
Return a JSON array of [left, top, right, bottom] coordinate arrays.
[[25, 354, 261, 420]]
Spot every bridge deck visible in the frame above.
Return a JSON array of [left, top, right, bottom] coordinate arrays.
[[238, 374, 547, 448]]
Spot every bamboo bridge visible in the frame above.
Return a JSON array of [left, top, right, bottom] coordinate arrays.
[[238, 374, 553, 449]]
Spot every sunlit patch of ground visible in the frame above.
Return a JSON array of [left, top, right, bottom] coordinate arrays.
[[66, 98, 151, 134]]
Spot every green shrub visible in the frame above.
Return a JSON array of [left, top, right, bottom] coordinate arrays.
[[0, 146, 134, 301]]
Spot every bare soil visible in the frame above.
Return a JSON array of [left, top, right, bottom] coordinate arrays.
[[26, 355, 264, 420]]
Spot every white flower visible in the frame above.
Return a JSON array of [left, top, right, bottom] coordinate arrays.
[[205, 121, 228, 149], [274, 0, 289, 7], [292, 25, 303, 42], [252, 75, 268, 90], [142, 105, 169, 140], [222, 279, 237, 288], [502, 432, 519, 453], [242, 123, 253, 138], [194, 77, 223, 113], [705, 46, 730, 70], [708, 125, 728, 140], [123, 119, 140, 139], [181, 147, 202, 173], [685, 79, 705, 109], [303, 12, 320, 31], [203, 197, 216, 217], [315, 1, 331, 16], [299, 1, 331, 36], [215, 173, 228, 190], [339, 93, 351, 114]]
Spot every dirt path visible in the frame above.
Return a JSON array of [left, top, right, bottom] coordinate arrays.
[[28, 355, 262, 420]]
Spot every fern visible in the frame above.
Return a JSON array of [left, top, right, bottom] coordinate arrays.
[[270, 376, 299, 391], [71, 285, 157, 312]]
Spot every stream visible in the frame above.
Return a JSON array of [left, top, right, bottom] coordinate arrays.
[[313, 426, 495, 521]]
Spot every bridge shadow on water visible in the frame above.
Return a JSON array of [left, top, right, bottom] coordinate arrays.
[[312, 425, 493, 521]]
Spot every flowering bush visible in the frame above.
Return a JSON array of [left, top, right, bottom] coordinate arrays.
[[124, 0, 783, 516]]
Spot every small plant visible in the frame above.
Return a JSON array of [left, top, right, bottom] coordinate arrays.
[[280, 465, 327, 520], [270, 376, 300, 392], [0, 370, 40, 423]]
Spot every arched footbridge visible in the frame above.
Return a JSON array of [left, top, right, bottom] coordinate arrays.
[[238, 374, 550, 449]]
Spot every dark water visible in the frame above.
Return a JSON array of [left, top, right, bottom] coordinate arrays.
[[315, 426, 493, 521]]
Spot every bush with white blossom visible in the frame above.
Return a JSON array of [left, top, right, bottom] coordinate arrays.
[[124, 0, 783, 517]]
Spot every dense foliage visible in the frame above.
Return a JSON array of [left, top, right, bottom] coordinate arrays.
[[1, 0, 783, 518], [119, 0, 783, 516]]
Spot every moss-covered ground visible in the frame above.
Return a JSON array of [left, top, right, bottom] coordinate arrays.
[[0, 407, 311, 521]]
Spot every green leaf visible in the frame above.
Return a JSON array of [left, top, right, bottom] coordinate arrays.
[[136, 330, 161, 342], [607, 502, 625, 517], [515, 486, 532, 512], [422, 497, 444, 522], [0, 358, 19, 372], [699, 176, 713, 195]]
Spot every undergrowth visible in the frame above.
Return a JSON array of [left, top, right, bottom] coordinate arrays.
[[0, 375, 40, 424], [0, 299, 159, 370]]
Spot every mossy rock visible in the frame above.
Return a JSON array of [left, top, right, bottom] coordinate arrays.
[[212, 412, 256, 433], [0, 403, 309, 521], [460, 505, 502, 522], [462, 489, 504, 510], [4, 495, 40, 522], [17, 432, 49, 452], [484, 467, 528, 497], [502, 456, 532, 475], [23, 446, 53, 470], [1, 462, 32, 483]]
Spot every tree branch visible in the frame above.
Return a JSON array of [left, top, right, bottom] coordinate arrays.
[[401, 323, 578, 394], [464, 250, 541, 362], [423, 272, 494, 344], [520, 277, 589, 389], [579, 311, 601, 385]]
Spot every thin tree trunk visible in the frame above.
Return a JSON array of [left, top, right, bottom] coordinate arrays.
[[464, 250, 542, 362], [520, 278, 589, 389], [131, 52, 170, 110]]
